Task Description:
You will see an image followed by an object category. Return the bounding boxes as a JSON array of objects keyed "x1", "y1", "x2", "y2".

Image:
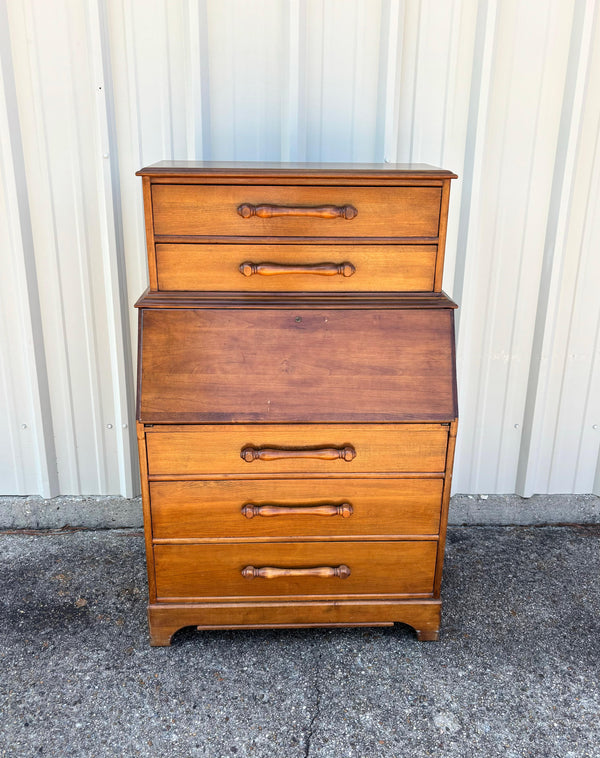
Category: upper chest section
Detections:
[{"x1": 137, "y1": 161, "x2": 456, "y2": 294}]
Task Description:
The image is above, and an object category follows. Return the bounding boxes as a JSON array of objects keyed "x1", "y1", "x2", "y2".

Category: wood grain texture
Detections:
[
  {"x1": 137, "y1": 160, "x2": 457, "y2": 179},
  {"x1": 434, "y1": 419, "x2": 458, "y2": 597},
  {"x1": 151, "y1": 185, "x2": 442, "y2": 238},
  {"x1": 434, "y1": 179, "x2": 452, "y2": 292},
  {"x1": 136, "y1": 290, "x2": 458, "y2": 310},
  {"x1": 153, "y1": 541, "x2": 437, "y2": 600},
  {"x1": 138, "y1": 308, "x2": 457, "y2": 423},
  {"x1": 149, "y1": 478, "x2": 443, "y2": 540},
  {"x1": 136, "y1": 422, "x2": 157, "y2": 602},
  {"x1": 145, "y1": 424, "x2": 449, "y2": 476},
  {"x1": 146, "y1": 599, "x2": 442, "y2": 646},
  {"x1": 155, "y1": 244, "x2": 437, "y2": 292},
  {"x1": 142, "y1": 177, "x2": 159, "y2": 291},
  {"x1": 150, "y1": 179, "x2": 447, "y2": 188}
]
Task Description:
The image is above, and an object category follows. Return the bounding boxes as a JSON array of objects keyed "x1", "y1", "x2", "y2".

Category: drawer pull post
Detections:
[
  {"x1": 237, "y1": 203, "x2": 358, "y2": 220},
  {"x1": 242, "y1": 565, "x2": 351, "y2": 579},
  {"x1": 241, "y1": 445, "x2": 356, "y2": 462},
  {"x1": 241, "y1": 502, "x2": 353, "y2": 519},
  {"x1": 239, "y1": 261, "x2": 355, "y2": 278}
]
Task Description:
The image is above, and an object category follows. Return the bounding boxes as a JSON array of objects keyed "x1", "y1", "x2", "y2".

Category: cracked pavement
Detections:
[{"x1": 1, "y1": 526, "x2": 599, "y2": 757}]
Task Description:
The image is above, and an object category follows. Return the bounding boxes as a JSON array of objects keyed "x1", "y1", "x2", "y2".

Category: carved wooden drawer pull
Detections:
[
  {"x1": 242, "y1": 565, "x2": 351, "y2": 579},
  {"x1": 241, "y1": 502, "x2": 353, "y2": 519},
  {"x1": 237, "y1": 203, "x2": 358, "y2": 220},
  {"x1": 241, "y1": 445, "x2": 356, "y2": 462},
  {"x1": 239, "y1": 261, "x2": 356, "y2": 278}
]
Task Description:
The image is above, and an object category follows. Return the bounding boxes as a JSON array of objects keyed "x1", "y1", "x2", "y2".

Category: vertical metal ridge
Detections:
[
  {"x1": 348, "y1": 0, "x2": 360, "y2": 161},
  {"x1": 121, "y1": 1, "x2": 143, "y2": 165},
  {"x1": 21, "y1": 0, "x2": 82, "y2": 493},
  {"x1": 451, "y1": 0, "x2": 498, "y2": 492},
  {"x1": 579, "y1": 129, "x2": 600, "y2": 495},
  {"x1": 552, "y1": 13, "x2": 600, "y2": 494},
  {"x1": 184, "y1": 0, "x2": 200, "y2": 159},
  {"x1": 110, "y1": 0, "x2": 152, "y2": 386},
  {"x1": 88, "y1": 0, "x2": 137, "y2": 497},
  {"x1": 317, "y1": 0, "x2": 326, "y2": 161},
  {"x1": 295, "y1": 0, "x2": 308, "y2": 160},
  {"x1": 281, "y1": 0, "x2": 299, "y2": 161},
  {"x1": 571, "y1": 149, "x2": 600, "y2": 490},
  {"x1": 408, "y1": 0, "x2": 423, "y2": 162},
  {"x1": 451, "y1": 0, "x2": 497, "y2": 315},
  {"x1": 197, "y1": 0, "x2": 211, "y2": 159},
  {"x1": 160, "y1": 1, "x2": 174, "y2": 159},
  {"x1": 438, "y1": 0, "x2": 456, "y2": 166},
  {"x1": 493, "y1": 0, "x2": 561, "y2": 493},
  {"x1": 434, "y1": 0, "x2": 479, "y2": 301},
  {"x1": 377, "y1": 0, "x2": 401, "y2": 162},
  {"x1": 65, "y1": 3, "x2": 107, "y2": 494},
  {"x1": 394, "y1": 0, "x2": 418, "y2": 161}
]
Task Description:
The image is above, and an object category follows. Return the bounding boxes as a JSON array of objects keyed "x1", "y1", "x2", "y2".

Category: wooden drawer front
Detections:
[
  {"x1": 145, "y1": 424, "x2": 448, "y2": 476},
  {"x1": 155, "y1": 244, "x2": 437, "y2": 292},
  {"x1": 139, "y1": 308, "x2": 456, "y2": 423},
  {"x1": 150, "y1": 479, "x2": 443, "y2": 540},
  {"x1": 151, "y1": 185, "x2": 441, "y2": 238},
  {"x1": 154, "y1": 541, "x2": 437, "y2": 600}
]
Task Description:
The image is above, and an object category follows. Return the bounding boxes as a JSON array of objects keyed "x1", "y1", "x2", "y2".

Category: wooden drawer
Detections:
[
  {"x1": 145, "y1": 424, "x2": 449, "y2": 476},
  {"x1": 155, "y1": 243, "x2": 438, "y2": 292},
  {"x1": 150, "y1": 478, "x2": 443, "y2": 540},
  {"x1": 153, "y1": 541, "x2": 438, "y2": 600},
  {"x1": 151, "y1": 185, "x2": 442, "y2": 238},
  {"x1": 138, "y1": 307, "x2": 457, "y2": 423}
]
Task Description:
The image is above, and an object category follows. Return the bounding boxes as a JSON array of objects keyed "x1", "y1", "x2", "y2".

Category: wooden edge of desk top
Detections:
[
  {"x1": 133, "y1": 290, "x2": 459, "y2": 310},
  {"x1": 136, "y1": 161, "x2": 458, "y2": 180}
]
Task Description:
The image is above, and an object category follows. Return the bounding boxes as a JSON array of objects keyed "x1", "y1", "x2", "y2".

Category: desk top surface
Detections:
[{"x1": 137, "y1": 160, "x2": 457, "y2": 179}]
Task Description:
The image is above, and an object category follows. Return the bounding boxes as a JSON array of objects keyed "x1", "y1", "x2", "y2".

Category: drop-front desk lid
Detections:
[{"x1": 136, "y1": 292, "x2": 457, "y2": 424}]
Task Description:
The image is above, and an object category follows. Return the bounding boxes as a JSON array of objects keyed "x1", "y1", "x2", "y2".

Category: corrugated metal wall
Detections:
[{"x1": 1, "y1": 0, "x2": 599, "y2": 498}]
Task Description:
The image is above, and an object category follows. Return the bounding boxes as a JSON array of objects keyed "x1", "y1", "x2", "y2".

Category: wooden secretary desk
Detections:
[{"x1": 134, "y1": 161, "x2": 458, "y2": 646}]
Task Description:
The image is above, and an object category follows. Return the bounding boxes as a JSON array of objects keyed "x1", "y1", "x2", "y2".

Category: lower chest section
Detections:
[{"x1": 140, "y1": 422, "x2": 452, "y2": 602}]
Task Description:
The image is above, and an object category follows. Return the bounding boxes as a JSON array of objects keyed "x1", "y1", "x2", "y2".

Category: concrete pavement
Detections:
[{"x1": 1, "y1": 525, "x2": 598, "y2": 757}]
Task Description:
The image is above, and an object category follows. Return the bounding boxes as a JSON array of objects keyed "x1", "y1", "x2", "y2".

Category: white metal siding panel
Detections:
[
  {"x1": 453, "y1": 0, "x2": 576, "y2": 493},
  {"x1": 3, "y1": 0, "x2": 135, "y2": 495},
  {"x1": 0, "y1": 0, "x2": 57, "y2": 496},
  {"x1": 1, "y1": 0, "x2": 599, "y2": 496}
]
